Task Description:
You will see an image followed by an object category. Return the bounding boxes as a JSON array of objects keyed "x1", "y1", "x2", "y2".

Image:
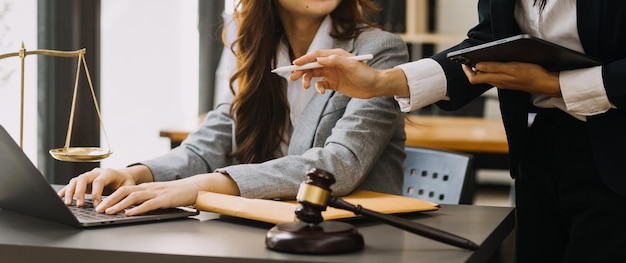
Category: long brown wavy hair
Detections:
[
  {"x1": 534, "y1": 0, "x2": 547, "y2": 12},
  {"x1": 226, "y1": 0, "x2": 380, "y2": 164}
]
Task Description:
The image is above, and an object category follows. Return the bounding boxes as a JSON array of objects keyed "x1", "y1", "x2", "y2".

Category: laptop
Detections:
[
  {"x1": 0, "y1": 124, "x2": 198, "y2": 228},
  {"x1": 447, "y1": 34, "x2": 602, "y2": 71}
]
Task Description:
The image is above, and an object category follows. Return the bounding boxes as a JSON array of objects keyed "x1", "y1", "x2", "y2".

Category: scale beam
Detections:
[{"x1": 0, "y1": 43, "x2": 112, "y2": 162}]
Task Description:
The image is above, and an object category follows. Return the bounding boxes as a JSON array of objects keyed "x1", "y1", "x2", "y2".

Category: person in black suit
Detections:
[{"x1": 289, "y1": 0, "x2": 626, "y2": 262}]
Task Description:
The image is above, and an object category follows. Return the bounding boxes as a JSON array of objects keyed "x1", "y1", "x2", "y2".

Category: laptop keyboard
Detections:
[{"x1": 68, "y1": 200, "x2": 127, "y2": 221}]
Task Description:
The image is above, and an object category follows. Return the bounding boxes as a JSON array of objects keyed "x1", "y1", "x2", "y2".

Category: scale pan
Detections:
[{"x1": 49, "y1": 147, "x2": 112, "y2": 162}]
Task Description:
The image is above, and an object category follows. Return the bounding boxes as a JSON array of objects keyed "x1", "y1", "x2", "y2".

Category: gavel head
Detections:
[{"x1": 294, "y1": 168, "x2": 336, "y2": 225}]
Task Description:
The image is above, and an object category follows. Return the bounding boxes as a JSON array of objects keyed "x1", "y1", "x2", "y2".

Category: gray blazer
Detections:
[{"x1": 142, "y1": 27, "x2": 409, "y2": 199}]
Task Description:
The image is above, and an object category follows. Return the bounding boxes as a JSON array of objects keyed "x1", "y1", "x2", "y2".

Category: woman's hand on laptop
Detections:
[
  {"x1": 59, "y1": 171, "x2": 239, "y2": 216},
  {"x1": 93, "y1": 179, "x2": 200, "y2": 216},
  {"x1": 83, "y1": 172, "x2": 239, "y2": 216},
  {"x1": 58, "y1": 165, "x2": 153, "y2": 208}
]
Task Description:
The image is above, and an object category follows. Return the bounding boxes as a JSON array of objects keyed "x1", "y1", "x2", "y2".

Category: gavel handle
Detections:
[{"x1": 328, "y1": 196, "x2": 480, "y2": 250}]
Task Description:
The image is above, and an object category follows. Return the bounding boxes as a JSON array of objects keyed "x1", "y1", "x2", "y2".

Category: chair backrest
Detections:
[{"x1": 402, "y1": 146, "x2": 475, "y2": 204}]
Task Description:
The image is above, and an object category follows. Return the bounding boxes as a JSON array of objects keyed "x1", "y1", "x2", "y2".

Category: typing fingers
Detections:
[
  {"x1": 89, "y1": 168, "x2": 120, "y2": 207},
  {"x1": 59, "y1": 179, "x2": 77, "y2": 206},
  {"x1": 59, "y1": 169, "x2": 100, "y2": 207},
  {"x1": 96, "y1": 184, "x2": 168, "y2": 216},
  {"x1": 95, "y1": 184, "x2": 137, "y2": 214},
  {"x1": 72, "y1": 176, "x2": 91, "y2": 207}
]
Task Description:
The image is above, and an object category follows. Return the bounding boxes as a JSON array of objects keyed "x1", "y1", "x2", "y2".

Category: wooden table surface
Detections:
[{"x1": 404, "y1": 115, "x2": 508, "y2": 154}]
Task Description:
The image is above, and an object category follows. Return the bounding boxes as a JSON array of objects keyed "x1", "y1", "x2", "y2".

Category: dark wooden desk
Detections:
[
  {"x1": 0, "y1": 189, "x2": 515, "y2": 263},
  {"x1": 159, "y1": 115, "x2": 510, "y2": 170}
]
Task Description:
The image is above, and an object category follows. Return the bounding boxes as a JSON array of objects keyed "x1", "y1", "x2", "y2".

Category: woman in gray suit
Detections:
[{"x1": 58, "y1": 0, "x2": 409, "y2": 216}]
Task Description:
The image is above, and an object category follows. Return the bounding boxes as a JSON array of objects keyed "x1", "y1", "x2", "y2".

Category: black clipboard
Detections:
[{"x1": 446, "y1": 34, "x2": 601, "y2": 71}]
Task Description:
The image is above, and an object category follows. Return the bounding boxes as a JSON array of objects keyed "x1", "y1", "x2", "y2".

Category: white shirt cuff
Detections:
[
  {"x1": 394, "y1": 58, "x2": 448, "y2": 112},
  {"x1": 560, "y1": 66, "x2": 614, "y2": 116}
]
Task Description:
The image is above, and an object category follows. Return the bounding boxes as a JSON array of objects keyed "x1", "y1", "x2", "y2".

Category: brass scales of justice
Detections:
[{"x1": 0, "y1": 43, "x2": 112, "y2": 162}]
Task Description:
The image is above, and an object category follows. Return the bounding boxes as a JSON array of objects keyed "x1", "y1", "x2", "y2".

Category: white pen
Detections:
[{"x1": 271, "y1": 54, "x2": 373, "y2": 73}]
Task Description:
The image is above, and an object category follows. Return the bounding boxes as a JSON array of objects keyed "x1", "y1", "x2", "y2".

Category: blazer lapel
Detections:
[
  {"x1": 288, "y1": 90, "x2": 333, "y2": 155},
  {"x1": 489, "y1": 0, "x2": 529, "y2": 178},
  {"x1": 287, "y1": 38, "x2": 355, "y2": 155},
  {"x1": 576, "y1": 0, "x2": 602, "y2": 57},
  {"x1": 490, "y1": 0, "x2": 520, "y2": 38}
]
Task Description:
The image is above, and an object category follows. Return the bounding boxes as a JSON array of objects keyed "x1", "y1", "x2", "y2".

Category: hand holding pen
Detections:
[{"x1": 271, "y1": 54, "x2": 373, "y2": 73}]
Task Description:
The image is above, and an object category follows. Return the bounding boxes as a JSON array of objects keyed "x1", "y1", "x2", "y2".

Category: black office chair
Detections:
[{"x1": 402, "y1": 146, "x2": 475, "y2": 204}]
